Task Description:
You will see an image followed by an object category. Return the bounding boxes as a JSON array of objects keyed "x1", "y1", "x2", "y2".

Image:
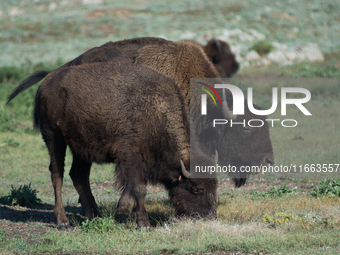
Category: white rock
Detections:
[
  {"x1": 294, "y1": 43, "x2": 324, "y2": 62},
  {"x1": 49, "y1": 2, "x2": 57, "y2": 11},
  {"x1": 241, "y1": 61, "x2": 250, "y2": 68},
  {"x1": 265, "y1": 6, "x2": 272, "y2": 12},
  {"x1": 249, "y1": 29, "x2": 266, "y2": 40},
  {"x1": 229, "y1": 44, "x2": 248, "y2": 62},
  {"x1": 272, "y1": 42, "x2": 288, "y2": 51},
  {"x1": 267, "y1": 51, "x2": 288, "y2": 64},
  {"x1": 179, "y1": 31, "x2": 196, "y2": 40},
  {"x1": 285, "y1": 50, "x2": 297, "y2": 61},
  {"x1": 246, "y1": 50, "x2": 261, "y2": 61},
  {"x1": 9, "y1": 7, "x2": 24, "y2": 16},
  {"x1": 230, "y1": 44, "x2": 248, "y2": 54},
  {"x1": 235, "y1": 15, "x2": 242, "y2": 21},
  {"x1": 256, "y1": 58, "x2": 271, "y2": 67},
  {"x1": 292, "y1": 27, "x2": 299, "y2": 33},
  {"x1": 82, "y1": 0, "x2": 102, "y2": 4}
]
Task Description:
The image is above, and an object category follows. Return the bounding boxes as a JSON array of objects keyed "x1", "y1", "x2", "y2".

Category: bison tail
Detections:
[{"x1": 6, "y1": 70, "x2": 50, "y2": 104}]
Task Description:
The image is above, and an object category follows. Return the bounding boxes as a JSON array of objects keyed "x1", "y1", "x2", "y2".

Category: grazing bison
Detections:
[
  {"x1": 7, "y1": 37, "x2": 273, "y2": 188},
  {"x1": 191, "y1": 83, "x2": 274, "y2": 187},
  {"x1": 203, "y1": 39, "x2": 239, "y2": 78},
  {"x1": 31, "y1": 62, "x2": 217, "y2": 229}
]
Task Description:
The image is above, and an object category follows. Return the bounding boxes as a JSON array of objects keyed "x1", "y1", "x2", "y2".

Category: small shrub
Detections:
[
  {"x1": 4, "y1": 183, "x2": 42, "y2": 207},
  {"x1": 310, "y1": 179, "x2": 340, "y2": 198},
  {"x1": 251, "y1": 40, "x2": 273, "y2": 56},
  {"x1": 251, "y1": 184, "x2": 297, "y2": 199},
  {"x1": 81, "y1": 217, "x2": 121, "y2": 233}
]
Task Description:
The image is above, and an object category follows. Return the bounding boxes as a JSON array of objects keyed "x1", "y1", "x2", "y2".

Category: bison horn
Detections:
[
  {"x1": 214, "y1": 39, "x2": 222, "y2": 53},
  {"x1": 180, "y1": 159, "x2": 191, "y2": 179},
  {"x1": 221, "y1": 88, "x2": 236, "y2": 120},
  {"x1": 214, "y1": 150, "x2": 218, "y2": 165}
]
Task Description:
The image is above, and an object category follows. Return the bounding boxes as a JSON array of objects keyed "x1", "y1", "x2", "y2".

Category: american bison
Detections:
[
  {"x1": 191, "y1": 82, "x2": 274, "y2": 187},
  {"x1": 8, "y1": 37, "x2": 273, "y2": 189},
  {"x1": 30, "y1": 62, "x2": 218, "y2": 229},
  {"x1": 7, "y1": 37, "x2": 219, "y2": 106},
  {"x1": 203, "y1": 39, "x2": 239, "y2": 78}
]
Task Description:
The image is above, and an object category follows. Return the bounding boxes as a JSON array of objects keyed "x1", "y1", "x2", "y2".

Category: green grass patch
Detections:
[
  {"x1": 311, "y1": 179, "x2": 340, "y2": 198},
  {"x1": 0, "y1": 228, "x2": 8, "y2": 243},
  {"x1": 251, "y1": 184, "x2": 297, "y2": 199},
  {"x1": 0, "y1": 1, "x2": 339, "y2": 253},
  {"x1": 81, "y1": 217, "x2": 125, "y2": 233}
]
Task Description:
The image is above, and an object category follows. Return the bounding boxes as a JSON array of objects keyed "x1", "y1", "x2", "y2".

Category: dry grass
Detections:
[{"x1": 218, "y1": 195, "x2": 340, "y2": 223}]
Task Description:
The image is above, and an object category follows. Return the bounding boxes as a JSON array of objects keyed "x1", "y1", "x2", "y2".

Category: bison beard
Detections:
[{"x1": 32, "y1": 62, "x2": 217, "y2": 229}]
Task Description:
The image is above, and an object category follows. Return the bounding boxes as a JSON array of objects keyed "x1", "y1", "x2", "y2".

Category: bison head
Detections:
[
  {"x1": 168, "y1": 150, "x2": 218, "y2": 218},
  {"x1": 204, "y1": 39, "x2": 239, "y2": 78},
  {"x1": 195, "y1": 87, "x2": 274, "y2": 187}
]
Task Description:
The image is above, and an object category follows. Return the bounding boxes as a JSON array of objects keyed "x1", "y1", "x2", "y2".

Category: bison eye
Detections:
[
  {"x1": 211, "y1": 56, "x2": 220, "y2": 63},
  {"x1": 240, "y1": 127, "x2": 251, "y2": 134},
  {"x1": 190, "y1": 187, "x2": 203, "y2": 195}
]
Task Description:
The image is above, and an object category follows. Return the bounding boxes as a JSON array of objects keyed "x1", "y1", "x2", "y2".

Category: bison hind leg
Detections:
[
  {"x1": 69, "y1": 156, "x2": 100, "y2": 219},
  {"x1": 42, "y1": 130, "x2": 69, "y2": 229}
]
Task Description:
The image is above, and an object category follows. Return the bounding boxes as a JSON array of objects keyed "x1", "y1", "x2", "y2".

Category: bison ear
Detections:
[{"x1": 214, "y1": 39, "x2": 222, "y2": 53}]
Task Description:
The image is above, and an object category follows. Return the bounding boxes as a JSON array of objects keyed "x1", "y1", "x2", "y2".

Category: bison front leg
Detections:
[
  {"x1": 119, "y1": 158, "x2": 150, "y2": 230},
  {"x1": 131, "y1": 185, "x2": 150, "y2": 230},
  {"x1": 117, "y1": 187, "x2": 132, "y2": 213},
  {"x1": 69, "y1": 156, "x2": 99, "y2": 219}
]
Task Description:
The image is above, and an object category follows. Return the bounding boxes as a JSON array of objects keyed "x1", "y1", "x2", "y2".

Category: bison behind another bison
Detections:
[{"x1": 203, "y1": 39, "x2": 239, "y2": 78}]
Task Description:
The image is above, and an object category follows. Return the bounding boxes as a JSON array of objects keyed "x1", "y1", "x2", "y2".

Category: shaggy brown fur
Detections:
[
  {"x1": 33, "y1": 62, "x2": 217, "y2": 229},
  {"x1": 8, "y1": 37, "x2": 219, "y2": 106},
  {"x1": 8, "y1": 37, "x2": 273, "y2": 189}
]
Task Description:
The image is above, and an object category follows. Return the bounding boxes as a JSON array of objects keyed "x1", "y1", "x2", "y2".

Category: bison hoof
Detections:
[
  {"x1": 137, "y1": 226, "x2": 151, "y2": 232},
  {"x1": 56, "y1": 223, "x2": 70, "y2": 230}
]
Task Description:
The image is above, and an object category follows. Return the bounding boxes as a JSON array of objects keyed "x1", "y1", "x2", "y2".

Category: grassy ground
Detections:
[{"x1": 1, "y1": 0, "x2": 340, "y2": 254}]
